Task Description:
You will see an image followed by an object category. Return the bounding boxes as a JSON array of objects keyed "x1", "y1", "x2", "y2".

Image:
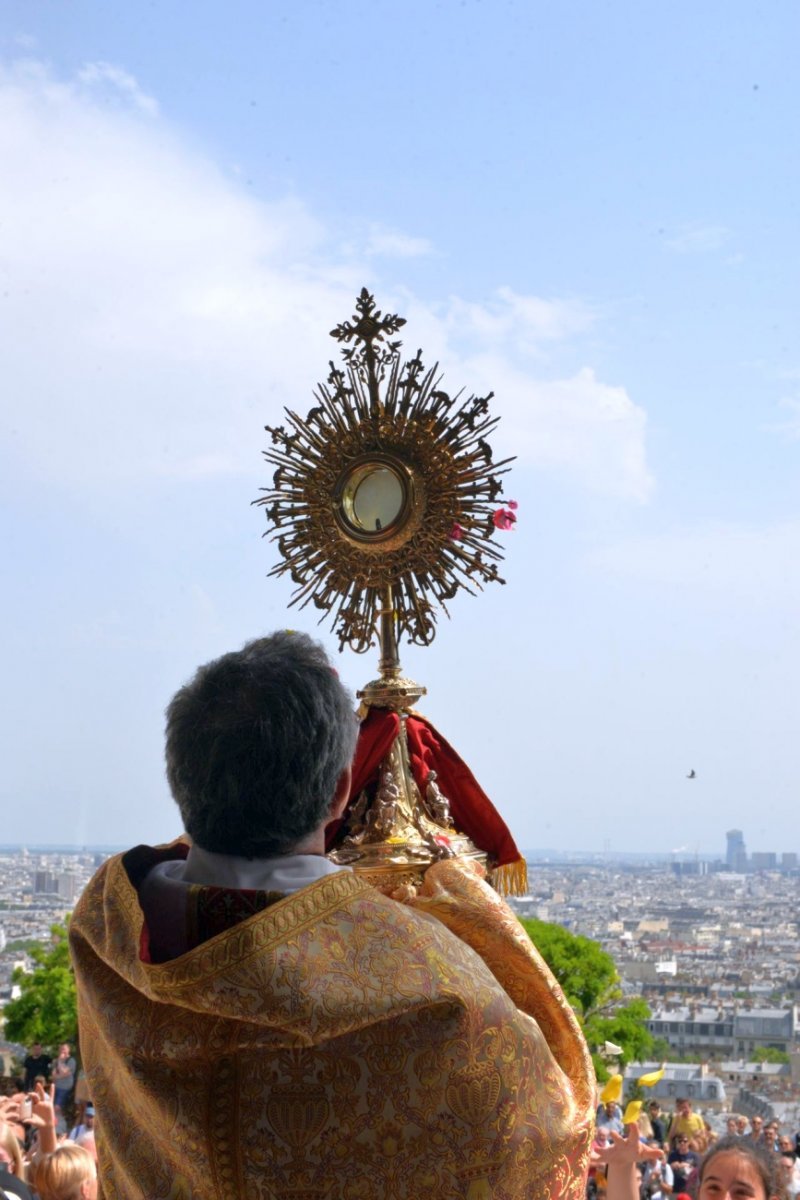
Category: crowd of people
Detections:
[
  {"x1": 589, "y1": 1096, "x2": 800, "y2": 1199},
  {"x1": 0, "y1": 1046, "x2": 96, "y2": 1200},
  {"x1": 3, "y1": 1057, "x2": 800, "y2": 1198}
]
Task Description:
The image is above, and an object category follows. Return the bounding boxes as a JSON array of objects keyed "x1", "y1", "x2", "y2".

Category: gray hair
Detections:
[{"x1": 165, "y1": 632, "x2": 358, "y2": 856}]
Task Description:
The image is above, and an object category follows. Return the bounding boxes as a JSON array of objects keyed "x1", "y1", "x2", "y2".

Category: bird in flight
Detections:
[{"x1": 686, "y1": 769, "x2": 696, "y2": 779}]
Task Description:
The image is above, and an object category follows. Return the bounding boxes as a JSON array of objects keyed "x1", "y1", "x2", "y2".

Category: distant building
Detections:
[
  {"x1": 648, "y1": 1006, "x2": 735, "y2": 1056},
  {"x1": 655, "y1": 960, "x2": 678, "y2": 976},
  {"x1": 750, "y1": 852, "x2": 777, "y2": 871},
  {"x1": 726, "y1": 829, "x2": 747, "y2": 872},
  {"x1": 33, "y1": 870, "x2": 57, "y2": 895},
  {"x1": 734, "y1": 1008, "x2": 797, "y2": 1056},
  {"x1": 56, "y1": 873, "x2": 80, "y2": 903},
  {"x1": 719, "y1": 1059, "x2": 790, "y2": 1093},
  {"x1": 781, "y1": 852, "x2": 798, "y2": 870},
  {"x1": 647, "y1": 1005, "x2": 798, "y2": 1058},
  {"x1": 671, "y1": 860, "x2": 709, "y2": 877}
]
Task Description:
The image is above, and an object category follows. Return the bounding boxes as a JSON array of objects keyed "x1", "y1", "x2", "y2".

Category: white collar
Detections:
[{"x1": 148, "y1": 845, "x2": 348, "y2": 894}]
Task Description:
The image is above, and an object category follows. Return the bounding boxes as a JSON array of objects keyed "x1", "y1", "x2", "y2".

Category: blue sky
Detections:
[{"x1": 1, "y1": 1, "x2": 799, "y2": 855}]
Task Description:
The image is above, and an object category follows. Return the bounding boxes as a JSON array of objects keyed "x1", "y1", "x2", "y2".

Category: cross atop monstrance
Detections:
[{"x1": 255, "y1": 288, "x2": 526, "y2": 894}]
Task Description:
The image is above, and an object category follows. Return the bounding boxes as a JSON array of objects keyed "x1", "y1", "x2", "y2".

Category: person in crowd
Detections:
[
  {"x1": 0, "y1": 1083, "x2": 58, "y2": 1200},
  {"x1": 779, "y1": 1134, "x2": 797, "y2": 1160},
  {"x1": 604, "y1": 1130, "x2": 785, "y2": 1200},
  {"x1": 67, "y1": 1107, "x2": 94, "y2": 1144},
  {"x1": 22, "y1": 1044, "x2": 51, "y2": 1092},
  {"x1": 587, "y1": 1126, "x2": 612, "y2": 1195},
  {"x1": 30, "y1": 1144, "x2": 97, "y2": 1200},
  {"x1": 668, "y1": 1134, "x2": 701, "y2": 1194},
  {"x1": 72, "y1": 1070, "x2": 91, "y2": 1130},
  {"x1": 0, "y1": 1120, "x2": 33, "y2": 1200},
  {"x1": 51, "y1": 1046, "x2": 76, "y2": 1112},
  {"x1": 726, "y1": 1116, "x2": 740, "y2": 1137},
  {"x1": 590, "y1": 1123, "x2": 663, "y2": 1200},
  {"x1": 636, "y1": 1109, "x2": 655, "y2": 1143},
  {"x1": 0, "y1": 1100, "x2": 24, "y2": 1153},
  {"x1": 597, "y1": 1101, "x2": 626, "y2": 1137},
  {"x1": 696, "y1": 1118, "x2": 716, "y2": 1155},
  {"x1": 781, "y1": 1151, "x2": 800, "y2": 1199},
  {"x1": 649, "y1": 1100, "x2": 667, "y2": 1147},
  {"x1": 641, "y1": 1154, "x2": 674, "y2": 1198},
  {"x1": 666, "y1": 1097, "x2": 706, "y2": 1147},
  {"x1": 736, "y1": 1115, "x2": 749, "y2": 1136},
  {"x1": 74, "y1": 1130, "x2": 97, "y2": 1164},
  {"x1": 749, "y1": 1115, "x2": 766, "y2": 1143},
  {"x1": 763, "y1": 1121, "x2": 780, "y2": 1153},
  {"x1": 70, "y1": 631, "x2": 596, "y2": 1199},
  {"x1": 693, "y1": 1137, "x2": 785, "y2": 1200}
]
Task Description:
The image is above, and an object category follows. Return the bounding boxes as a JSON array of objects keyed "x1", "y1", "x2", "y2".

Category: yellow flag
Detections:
[
  {"x1": 599, "y1": 1074, "x2": 622, "y2": 1104},
  {"x1": 638, "y1": 1065, "x2": 665, "y2": 1088},
  {"x1": 623, "y1": 1100, "x2": 642, "y2": 1125}
]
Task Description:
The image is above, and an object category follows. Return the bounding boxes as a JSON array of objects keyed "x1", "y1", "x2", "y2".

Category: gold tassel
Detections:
[{"x1": 490, "y1": 858, "x2": 528, "y2": 897}]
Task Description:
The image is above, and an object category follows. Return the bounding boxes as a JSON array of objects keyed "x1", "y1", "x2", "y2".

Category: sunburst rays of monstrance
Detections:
[{"x1": 255, "y1": 289, "x2": 527, "y2": 895}]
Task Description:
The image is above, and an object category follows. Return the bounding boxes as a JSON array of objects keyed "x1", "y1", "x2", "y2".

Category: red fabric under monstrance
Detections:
[{"x1": 326, "y1": 707, "x2": 525, "y2": 889}]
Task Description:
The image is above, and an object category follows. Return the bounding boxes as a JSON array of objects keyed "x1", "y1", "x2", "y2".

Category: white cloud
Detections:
[
  {"x1": 77, "y1": 60, "x2": 159, "y2": 115},
  {"x1": 588, "y1": 519, "x2": 800, "y2": 606},
  {"x1": 397, "y1": 293, "x2": 651, "y2": 501},
  {"x1": 365, "y1": 225, "x2": 433, "y2": 258},
  {"x1": 443, "y1": 285, "x2": 595, "y2": 353},
  {"x1": 0, "y1": 59, "x2": 650, "y2": 505},
  {"x1": 460, "y1": 359, "x2": 652, "y2": 501},
  {"x1": 665, "y1": 223, "x2": 731, "y2": 254},
  {"x1": 765, "y1": 395, "x2": 800, "y2": 440}
]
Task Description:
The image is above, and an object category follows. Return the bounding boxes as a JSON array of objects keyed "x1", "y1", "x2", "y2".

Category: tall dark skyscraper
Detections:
[{"x1": 726, "y1": 828, "x2": 747, "y2": 871}]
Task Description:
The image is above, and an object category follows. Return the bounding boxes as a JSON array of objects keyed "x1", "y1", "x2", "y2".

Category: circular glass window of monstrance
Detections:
[
  {"x1": 352, "y1": 467, "x2": 404, "y2": 532},
  {"x1": 336, "y1": 458, "x2": 414, "y2": 542}
]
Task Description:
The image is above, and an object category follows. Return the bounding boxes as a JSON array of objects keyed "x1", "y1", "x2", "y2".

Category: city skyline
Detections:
[{"x1": 2, "y1": 829, "x2": 799, "y2": 865}]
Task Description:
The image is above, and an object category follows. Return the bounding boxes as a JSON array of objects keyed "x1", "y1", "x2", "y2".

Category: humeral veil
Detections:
[{"x1": 71, "y1": 849, "x2": 595, "y2": 1199}]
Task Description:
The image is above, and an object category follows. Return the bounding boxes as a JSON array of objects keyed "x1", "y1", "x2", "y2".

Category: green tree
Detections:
[
  {"x1": 586, "y1": 996, "x2": 655, "y2": 1067},
  {"x1": 519, "y1": 916, "x2": 654, "y2": 1080},
  {"x1": 4, "y1": 938, "x2": 45, "y2": 955},
  {"x1": 650, "y1": 1036, "x2": 672, "y2": 1061},
  {"x1": 752, "y1": 1047, "x2": 789, "y2": 1064},
  {"x1": 2, "y1": 923, "x2": 77, "y2": 1049},
  {"x1": 518, "y1": 918, "x2": 619, "y2": 1016}
]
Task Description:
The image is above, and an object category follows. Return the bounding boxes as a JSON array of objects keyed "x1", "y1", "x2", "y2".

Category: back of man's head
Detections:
[{"x1": 165, "y1": 631, "x2": 357, "y2": 857}]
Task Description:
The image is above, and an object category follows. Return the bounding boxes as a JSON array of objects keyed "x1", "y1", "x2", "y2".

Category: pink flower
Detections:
[
  {"x1": 449, "y1": 522, "x2": 465, "y2": 541},
  {"x1": 492, "y1": 507, "x2": 517, "y2": 531},
  {"x1": 507, "y1": 499, "x2": 518, "y2": 510}
]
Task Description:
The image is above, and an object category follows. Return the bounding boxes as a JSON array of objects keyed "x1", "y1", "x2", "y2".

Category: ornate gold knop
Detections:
[{"x1": 254, "y1": 288, "x2": 514, "y2": 653}]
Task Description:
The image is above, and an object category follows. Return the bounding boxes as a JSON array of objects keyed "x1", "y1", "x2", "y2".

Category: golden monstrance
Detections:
[{"x1": 255, "y1": 289, "x2": 526, "y2": 895}]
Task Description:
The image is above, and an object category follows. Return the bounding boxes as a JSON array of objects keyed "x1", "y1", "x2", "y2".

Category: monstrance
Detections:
[{"x1": 255, "y1": 288, "x2": 526, "y2": 894}]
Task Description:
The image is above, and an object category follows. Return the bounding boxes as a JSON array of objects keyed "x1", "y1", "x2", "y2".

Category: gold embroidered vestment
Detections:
[{"x1": 70, "y1": 853, "x2": 594, "y2": 1199}]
